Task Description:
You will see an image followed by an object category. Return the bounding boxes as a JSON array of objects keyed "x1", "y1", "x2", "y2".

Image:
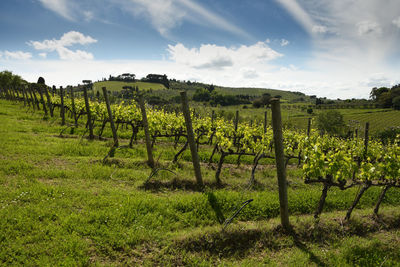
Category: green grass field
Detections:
[
  {"x1": 93, "y1": 81, "x2": 166, "y2": 93},
  {"x1": 1, "y1": 99, "x2": 400, "y2": 265}
]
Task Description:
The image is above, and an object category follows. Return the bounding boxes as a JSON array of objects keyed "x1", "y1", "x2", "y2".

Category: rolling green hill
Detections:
[
  {"x1": 169, "y1": 81, "x2": 312, "y2": 103},
  {"x1": 93, "y1": 81, "x2": 166, "y2": 92}
]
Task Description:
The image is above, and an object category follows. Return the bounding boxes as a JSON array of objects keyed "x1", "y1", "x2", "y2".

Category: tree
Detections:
[
  {"x1": 207, "y1": 84, "x2": 215, "y2": 93},
  {"x1": 0, "y1": 71, "x2": 26, "y2": 88},
  {"x1": 261, "y1": 93, "x2": 271, "y2": 106},
  {"x1": 193, "y1": 88, "x2": 211, "y2": 102},
  {"x1": 392, "y1": 96, "x2": 400, "y2": 110},
  {"x1": 316, "y1": 110, "x2": 347, "y2": 136}
]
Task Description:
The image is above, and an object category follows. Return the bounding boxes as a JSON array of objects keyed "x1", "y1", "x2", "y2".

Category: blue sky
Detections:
[{"x1": 1, "y1": 0, "x2": 400, "y2": 98}]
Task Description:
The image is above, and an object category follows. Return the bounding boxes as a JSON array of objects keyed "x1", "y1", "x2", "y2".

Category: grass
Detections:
[{"x1": 1, "y1": 99, "x2": 400, "y2": 265}]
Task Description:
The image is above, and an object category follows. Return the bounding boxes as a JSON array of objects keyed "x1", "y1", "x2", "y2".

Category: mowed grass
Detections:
[
  {"x1": 1, "y1": 99, "x2": 400, "y2": 265},
  {"x1": 93, "y1": 81, "x2": 166, "y2": 93}
]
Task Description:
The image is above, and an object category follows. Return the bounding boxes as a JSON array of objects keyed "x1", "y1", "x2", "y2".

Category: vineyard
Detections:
[{"x1": 1, "y1": 83, "x2": 400, "y2": 265}]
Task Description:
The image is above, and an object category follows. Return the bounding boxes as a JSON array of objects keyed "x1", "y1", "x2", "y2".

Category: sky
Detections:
[{"x1": 1, "y1": 0, "x2": 400, "y2": 99}]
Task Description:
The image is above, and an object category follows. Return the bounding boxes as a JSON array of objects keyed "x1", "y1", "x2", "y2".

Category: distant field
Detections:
[
  {"x1": 93, "y1": 81, "x2": 166, "y2": 92},
  {"x1": 343, "y1": 109, "x2": 400, "y2": 134},
  {"x1": 191, "y1": 105, "x2": 400, "y2": 135}
]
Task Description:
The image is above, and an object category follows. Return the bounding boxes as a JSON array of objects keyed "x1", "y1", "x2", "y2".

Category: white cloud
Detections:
[
  {"x1": 357, "y1": 21, "x2": 382, "y2": 36},
  {"x1": 29, "y1": 31, "x2": 97, "y2": 60},
  {"x1": 0, "y1": 50, "x2": 32, "y2": 60},
  {"x1": 167, "y1": 41, "x2": 282, "y2": 69},
  {"x1": 393, "y1": 17, "x2": 400, "y2": 28},
  {"x1": 241, "y1": 68, "x2": 259, "y2": 79},
  {"x1": 57, "y1": 47, "x2": 94, "y2": 60},
  {"x1": 39, "y1": 53, "x2": 47, "y2": 58},
  {"x1": 280, "y1": 39, "x2": 289, "y2": 46},
  {"x1": 312, "y1": 25, "x2": 327, "y2": 34},
  {"x1": 39, "y1": 0, "x2": 73, "y2": 20}
]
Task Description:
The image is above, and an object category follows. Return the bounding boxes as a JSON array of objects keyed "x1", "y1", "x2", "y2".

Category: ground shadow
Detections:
[{"x1": 139, "y1": 178, "x2": 226, "y2": 192}]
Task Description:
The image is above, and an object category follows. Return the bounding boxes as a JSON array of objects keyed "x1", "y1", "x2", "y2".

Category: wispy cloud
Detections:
[
  {"x1": 177, "y1": 0, "x2": 251, "y2": 38},
  {"x1": 39, "y1": 0, "x2": 74, "y2": 20},
  {"x1": 0, "y1": 50, "x2": 32, "y2": 60},
  {"x1": 275, "y1": 0, "x2": 315, "y2": 35},
  {"x1": 392, "y1": 17, "x2": 400, "y2": 28},
  {"x1": 312, "y1": 25, "x2": 327, "y2": 34},
  {"x1": 38, "y1": 0, "x2": 250, "y2": 38},
  {"x1": 28, "y1": 31, "x2": 97, "y2": 60},
  {"x1": 275, "y1": 0, "x2": 400, "y2": 95},
  {"x1": 280, "y1": 39, "x2": 289, "y2": 46},
  {"x1": 357, "y1": 21, "x2": 382, "y2": 36}
]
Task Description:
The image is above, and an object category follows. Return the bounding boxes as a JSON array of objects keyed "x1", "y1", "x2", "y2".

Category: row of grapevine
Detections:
[{"x1": 1, "y1": 84, "x2": 399, "y2": 222}]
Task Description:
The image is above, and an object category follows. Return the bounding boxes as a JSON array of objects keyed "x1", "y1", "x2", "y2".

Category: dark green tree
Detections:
[{"x1": 316, "y1": 110, "x2": 347, "y2": 136}]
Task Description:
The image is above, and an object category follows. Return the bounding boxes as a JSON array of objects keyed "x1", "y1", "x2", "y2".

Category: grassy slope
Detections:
[
  {"x1": 93, "y1": 81, "x2": 166, "y2": 92},
  {"x1": 1, "y1": 100, "x2": 400, "y2": 265},
  {"x1": 169, "y1": 81, "x2": 311, "y2": 102}
]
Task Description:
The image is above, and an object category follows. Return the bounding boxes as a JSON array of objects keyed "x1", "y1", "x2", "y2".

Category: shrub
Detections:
[{"x1": 316, "y1": 110, "x2": 347, "y2": 136}]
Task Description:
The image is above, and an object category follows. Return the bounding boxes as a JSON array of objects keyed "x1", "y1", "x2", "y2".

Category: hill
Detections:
[
  {"x1": 94, "y1": 80, "x2": 313, "y2": 103},
  {"x1": 93, "y1": 81, "x2": 166, "y2": 93}
]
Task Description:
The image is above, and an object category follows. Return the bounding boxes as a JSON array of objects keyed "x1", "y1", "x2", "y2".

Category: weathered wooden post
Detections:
[
  {"x1": 102, "y1": 87, "x2": 119, "y2": 148},
  {"x1": 60, "y1": 86, "x2": 66, "y2": 126},
  {"x1": 264, "y1": 111, "x2": 268, "y2": 134},
  {"x1": 38, "y1": 85, "x2": 48, "y2": 115},
  {"x1": 21, "y1": 87, "x2": 27, "y2": 106},
  {"x1": 83, "y1": 84, "x2": 94, "y2": 140},
  {"x1": 44, "y1": 86, "x2": 53, "y2": 117},
  {"x1": 138, "y1": 94, "x2": 155, "y2": 169},
  {"x1": 180, "y1": 91, "x2": 204, "y2": 188},
  {"x1": 28, "y1": 86, "x2": 38, "y2": 110},
  {"x1": 363, "y1": 122, "x2": 369, "y2": 158},
  {"x1": 233, "y1": 110, "x2": 239, "y2": 145},
  {"x1": 271, "y1": 98, "x2": 291, "y2": 232},
  {"x1": 307, "y1": 118, "x2": 312, "y2": 137},
  {"x1": 69, "y1": 86, "x2": 78, "y2": 126}
]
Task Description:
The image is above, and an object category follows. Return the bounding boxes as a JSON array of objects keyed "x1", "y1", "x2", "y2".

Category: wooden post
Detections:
[
  {"x1": 38, "y1": 85, "x2": 48, "y2": 115},
  {"x1": 28, "y1": 86, "x2": 37, "y2": 110},
  {"x1": 69, "y1": 86, "x2": 78, "y2": 126},
  {"x1": 180, "y1": 91, "x2": 203, "y2": 188},
  {"x1": 138, "y1": 94, "x2": 155, "y2": 169},
  {"x1": 52, "y1": 85, "x2": 56, "y2": 97},
  {"x1": 234, "y1": 110, "x2": 239, "y2": 132},
  {"x1": 44, "y1": 86, "x2": 53, "y2": 117},
  {"x1": 270, "y1": 98, "x2": 291, "y2": 232},
  {"x1": 264, "y1": 111, "x2": 268, "y2": 134},
  {"x1": 11, "y1": 88, "x2": 16, "y2": 101},
  {"x1": 60, "y1": 86, "x2": 65, "y2": 126},
  {"x1": 15, "y1": 88, "x2": 20, "y2": 100},
  {"x1": 307, "y1": 118, "x2": 312, "y2": 137},
  {"x1": 21, "y1": 87, "x2": 27, "y2": 106},
  {"x1": 83, "y1": 86, "x2": 94, "y2": 140},
  {"x1": 102, "y1": 87, "x2": 119, "y2": 147},
  {"x1": 233, "y1": 110, "x2": 239, "y2": 145},
  {"x1": 363, "y1": 122, "x2": 369, "y2": 158}
]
